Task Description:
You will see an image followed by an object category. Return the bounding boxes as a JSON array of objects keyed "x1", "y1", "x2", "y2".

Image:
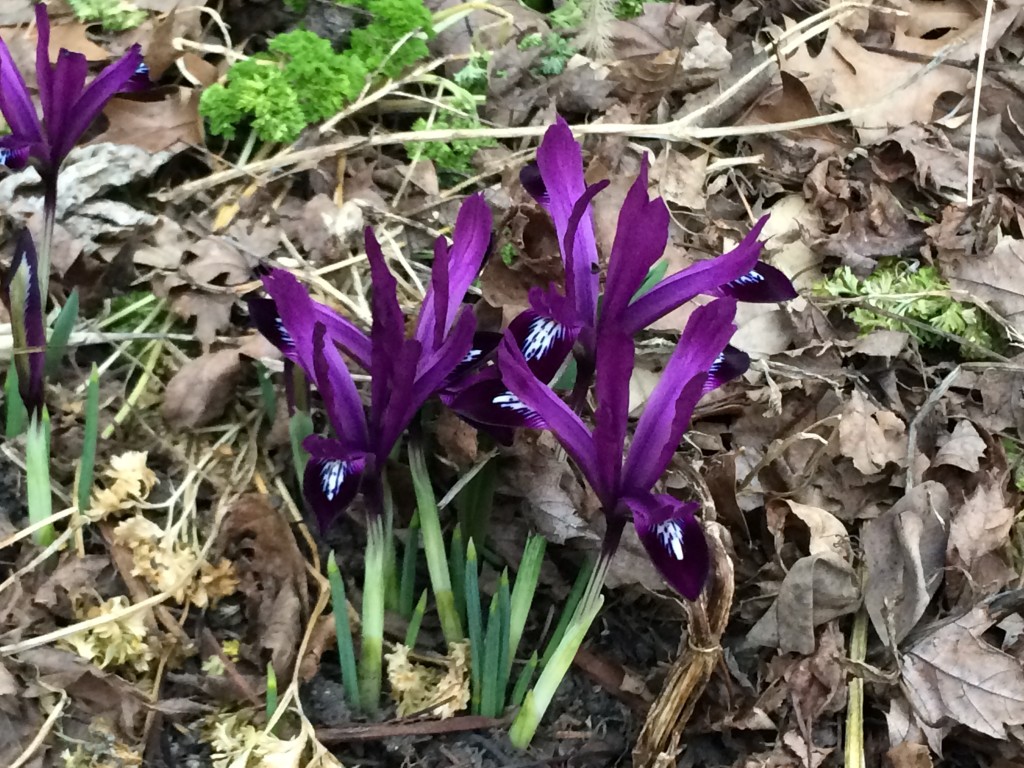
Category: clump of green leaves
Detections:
[
  {"x1": 519, "y1": 33, "x2": 576, "y2": 76},
  {"x1": 410, "y1": 94, "x2": 494, "y2": 175},
  {"x1": 612, "y1": 0, "x2": 671, "y2": 19},
  {"x1": 68, "y1": 0, "x2": 146, "y2": 31},
  {"x1": 409, "y1": 53, "x2": 494, "y2": 175},
  {"x1": 817, "y1": 260, "x2": 998, "y2": 351},
  {"x1": 201, "y1": 0, "x2": 433, "y2": 143}
]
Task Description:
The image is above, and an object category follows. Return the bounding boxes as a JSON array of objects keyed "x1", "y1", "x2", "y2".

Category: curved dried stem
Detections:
[{"x1": 633, "y1": 522, "x2": 735, "y2": 767}]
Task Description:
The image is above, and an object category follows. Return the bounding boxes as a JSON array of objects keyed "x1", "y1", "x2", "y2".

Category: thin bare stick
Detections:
[{"x1": 966, "y1": 0, "x2": 996, "y2": 205}]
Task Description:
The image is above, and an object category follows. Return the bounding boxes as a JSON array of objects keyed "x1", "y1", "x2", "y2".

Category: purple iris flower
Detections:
[
  {"x1": 253, "y1": 195, "x2": 493, "y2": 528},
  {"x1": 498, "y1": 297, "x2": 740, "y2": 599},
  {"x1": 452, "y1": 117, "x2": 795, "y2": 430},
  {"x1": 1, "y1": 231, "x2": 45, "y2": 416},
  {"x1": 0, "y1": 4, "x2": 148, "y2": 177}
]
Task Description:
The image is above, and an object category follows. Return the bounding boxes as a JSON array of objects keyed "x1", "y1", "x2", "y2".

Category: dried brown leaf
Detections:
[
  {"x1": 747, "y1": 554, "x2": 860, "y2": 654},
  {"x1": 161, "y1": 348, "x2": 243, "y2": 430},
  {"x1": 902, "y1": 603, "x2": 1024, "y2": 739},
  {"x1": 839, "y1": 390, "x2": 907, "y2": 475},
  {"x1": 947, "y1": 469, "x2": 1015, "y2": 598},
  {"x1": 95, "y1": 89, "x2": 203, "y2": 154},
  {"x1": 863, "y1": 481, "x2": 950, "y2": 646}
]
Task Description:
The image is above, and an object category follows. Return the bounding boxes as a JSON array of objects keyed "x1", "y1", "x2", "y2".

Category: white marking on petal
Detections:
[
  {"x1": 709, "y1": 352, "x2": 725, "y2": 374},
  {"x1": 0, "y1": 149, "x2": 11, "y2": 166},
  {"x1": 461, "y1": 348, "x2": 482, "y2": 364},
  {"x1": 320, "y1": 460, "x2": 349, "y2": 501},
  {"x1": 522, "y1": 317, "x2": 564, "y2": 361},
  {"x1": 492, "y1": 391, "x2": 534, "y2": 415},
  {"x1": 729, "y1": 269, "x2": 765, "y2": 288},
  {"x1": 656, "y1": 520, "x2": 686, "y2": 561},
  {"x1": 275, "y1": 317, "x2": 294, "y2": 348}
]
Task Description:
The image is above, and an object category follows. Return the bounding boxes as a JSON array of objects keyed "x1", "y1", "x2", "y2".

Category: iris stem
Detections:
[
  {"x1": 449, "y1": 524, "x2": 466, "y2": 627},
  {"x1": 76, "y1": 365, "x2": 99, "y2": 514},
  {"x1": 398, "y1": 512, "x2": 420, "y2": 619},
  {"x1": 26, "y1": 409, "x2": 54, "y2": 547},
  {"x1": 383, "y1": 473, "x2": 400, "y2": 612},
  {"x1": 265, "y1": 662, "x2": 279, "y2": 725},
  {"x1": 359, "y1": 515, "x2": 386, "y2": 713},
  {"x1": 508, "y1": 535, "x2": 546, "y2": 673},
  {"x1": 409, "y1": 438, "x2": 464, "y2": 643},
  {"x1": 44, "y1": 289, "x2": 78, "y2": 377},
  {"x1": 464, "y1": 539, "x2": 483, "y2": 715},
  {"x1": 510, "y1": 651, "x2": 538, "y2": 708},
  {"x1": 38, "y1": 181, "x2": 56, "y2": 302},
  {"x1": 327, "y1": 551, "x2": 360, "y2": 711},
  {"x1": 405, "y1": 589, "x2": 429, "y2": 648},
  {"x1": 510, "y1": 549, "x2": 612, "y2": 748},
  {"x1": 4, "y1": 366, "x2": 26, "y2": 438}
]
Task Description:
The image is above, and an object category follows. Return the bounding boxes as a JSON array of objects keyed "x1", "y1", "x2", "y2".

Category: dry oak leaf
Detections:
[
  {"x1": 839, "y1": 390, "x2": 907, "y2": 475},
  {"x1": 947, "y1": 469, "x2": 1016, "y2": 597},
  {"x1": 941, "y1": 234, "x2": 1024, "y2": 337},
  {"x1": 902, "y1": 603, "x2": 1024, "y2": 739},
  {"x1": 162, "y1": 348, "x2": 243, "y2": 430},
  {"x1": 863, "y1": 481, "x2": 950, "y2": 646},
  {"x1": 95, "y1": 88, "x2": 203, "y2": 154},
  {"x1": 933, "y1": 420, "x2": 987, "y2": 472}
]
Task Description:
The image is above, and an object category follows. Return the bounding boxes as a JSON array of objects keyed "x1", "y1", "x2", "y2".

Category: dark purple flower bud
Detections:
[{"x1": 1, "y1": 231, "x2": 45, "y2": 415}]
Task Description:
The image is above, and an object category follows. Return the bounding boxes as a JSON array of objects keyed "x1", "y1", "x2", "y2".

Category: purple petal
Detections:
[
  {"x1": 301, "y1": 435, "x2": 366, "y2": 531},
  {"x1": 44, "y1": 49, "x2": 88, "y2": 165},
  {"x1": 364, "y1": 227, "x2": 407, "y2": 420},
  {"x1": 55, "y1": 44, "x2": 144, "y2": 164},
  {"x1": 624, "y1": 299, "x2": 737, "y2": 493},
  {"x1": 599, "y1": 157, "x2": 669, "y2": 326},
  {"x1": 411, "y1": 307, "x2": 476, "y2": 411},
  {"x1": 445, "y1": 330, "x2": 501, "y2": 385},
  {"x1": 311, "y1": 323, "x2": 369, "y2": 450},
  {"x1": 537, "y1": 117, "x2": 600, "y2": 325},
  {"x1": 0, "y1": 14, "x2": 42, "y2": 143},
  {"x1": 498, "y1": 334, "x2": 607, "y2": 502},
  {"x1": 703, "y1": 344, "x2": 749, "y2": 394},
  {"x1": 2, "y1": 231, "x2": 45, "y2": 414},
  {"x1": 561, "y1": 180, "x2": 608, "y2": 322},
  {"x1": 440, "y1": 193, "x2": 492, "y2": 332},
  {"x1": 444, "y1": 373, "x2": 545, "y2": 430},
  {"x1": 508, "y1": 306, "x2": 577, "y2": 384},
  {"x1": 519, "y1": 162, "x2": 548, "y2": 205},
  {"x1": 260, "y1": 268, "x2": 371, "y2": 371},
  {"x1": 417, "y1": 235, "x2": 451, "y2": 351},
  {"x1": 591, "y1": 332, "x2": 635, "y2": 501},
  {"x1": 716, "y1": 261, "x2": 797, "y2": 303},
  {"x1": 628, "y1": 495, "x2": 709, "y2": 600},
  {"x1": 375, "y1": 337, "x2": 424, "y2": 457},
  {"x1": 622, "y1": 216, "x2": 769, "y2": 334},
  {"x1": 124, "y1": 59, "x2": 152, "y2": 92},
  {"x1": 247, "y1": 296, "x2": 294, "y2": 353},
  {"x1": 0, "y1": 135, "x2": 33, "y2": 169}
]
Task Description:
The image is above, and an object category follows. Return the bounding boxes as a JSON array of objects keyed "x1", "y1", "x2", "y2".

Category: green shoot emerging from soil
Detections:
[{"x1": 817, "y1": 260, "x2": 997, "y2": 351}]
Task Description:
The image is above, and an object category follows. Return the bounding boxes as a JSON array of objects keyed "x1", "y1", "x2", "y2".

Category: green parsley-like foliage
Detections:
[
  {"x1": 410, "y1": 94, "x2": 494, "y2": 175},
  {"x1": 200, "y1": 0, "x2": 433, "y2": 144},
  {"x1": 1002, "y1": 439, "x2": 1024, "y2": 493},
  {"x1": 612, "y1": 0, "x2": 671, "y2": 19},
  {"x1": 68, "y1": 0, "x2": 146, "y2": 31},
  {"x1": 817, "y1": 260, "x2": 998, "y2": 352},
  {"x1": 519, "y1": 33, "x2": 576, "y2": 77}
]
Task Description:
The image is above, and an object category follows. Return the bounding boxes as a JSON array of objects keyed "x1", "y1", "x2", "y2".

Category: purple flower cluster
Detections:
[
  {"x1": 254, "y1": 118, "x2": 796, "y2": 600},
  {"x1": 0, "y1": 4, "x2": 149, "y2": 415}
]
